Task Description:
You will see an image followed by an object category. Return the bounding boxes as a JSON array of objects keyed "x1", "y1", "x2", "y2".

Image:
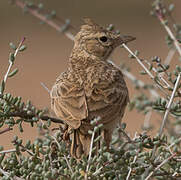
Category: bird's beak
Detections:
[
  {"x1": 114, "y1": 35, "x2": 136, "y2": 47},
  {"x1": 120, "y1": 35, "x2": 136, "y2": 44}
]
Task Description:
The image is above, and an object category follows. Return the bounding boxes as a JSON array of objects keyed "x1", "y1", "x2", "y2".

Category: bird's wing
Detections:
[
  {"x1": 85, "y1": 63, "x2": 129, "y2": 128},
  {"x1": 50, "y1": 71, "x2": 88, "y2": 129}
]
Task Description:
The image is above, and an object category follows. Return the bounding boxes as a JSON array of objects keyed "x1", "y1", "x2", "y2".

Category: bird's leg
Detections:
[
  {"x1": 102, "y1": 129, "x2": 113, "y2": 151},
  {"x1": 62, "y1": 124, "x2": 70, "y2": 141},
  {"x1": 70, "y1": 129, "x2": 84, "y2": 159}
]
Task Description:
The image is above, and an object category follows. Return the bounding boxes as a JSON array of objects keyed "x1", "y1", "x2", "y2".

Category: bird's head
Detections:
[{"x1": 74, "y1": 18, "x2": 135, "y2": 60}]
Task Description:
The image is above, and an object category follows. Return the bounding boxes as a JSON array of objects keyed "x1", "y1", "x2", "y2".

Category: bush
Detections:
[{"x1": 0, "y1": 0, "x2": 181, "y2": 179}]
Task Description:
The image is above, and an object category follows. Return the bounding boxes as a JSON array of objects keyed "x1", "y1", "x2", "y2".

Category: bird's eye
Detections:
[{"x1": 99, "y1": 36, "x2": 108, "y2": 42}]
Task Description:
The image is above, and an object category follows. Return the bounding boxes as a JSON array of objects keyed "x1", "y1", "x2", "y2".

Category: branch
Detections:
[
  {"x1": 155, "y1": 4, "x2": 181, "y2": 57},
  {"x1": 0, "y1": 149, "x2": 16, "y2": 154},
  {"x1": 51, "y1": 135, "x2": 73, "y2": 174},
  {"x1": 159, "y1": 73, "x2": 181, "y2": 137},
  {"x1": 122, "y1": 44, "x2": 154, "y2": 79},
  {"x1": 3, "y1": 37, "x2": 25, "y2": 83},
  {"x1": 13, "y1": 0, "x2": 75, "y2": 41},
  {"x1": 122, "y1": 44, "x2": 170, "y2": 96},
  {"x1": 0, "y1": 127, "x2": 13, "y2": 135},
  {"x1": 7, "y1": 111, "x2": 64, "y2": 124},
  {"x1": 145, "y1": 153, "x2": 177, "y2": 180},
  {"x1": 151, "y1": 73, "x2": 181, "y2": 159},
  {"x1": 85, "y1": 130, "x2": 95, "y2": 179}
]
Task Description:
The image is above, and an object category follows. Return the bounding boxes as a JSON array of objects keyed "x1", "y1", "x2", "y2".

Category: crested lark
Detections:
[{"x1": 51, "y1": 18, "x2": 135, "y2": 159}]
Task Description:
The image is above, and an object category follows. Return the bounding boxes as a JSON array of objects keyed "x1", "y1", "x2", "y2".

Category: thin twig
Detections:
[
  {"x1": 40, "y1": 82, "x2": 50, "y2": 93},
  {"x1": 13, "y1": 0, "x2": 75, "y2": 41},
  {"x1": 122, "y1": 45, "x2": 169, "y2": 96},
  {"x1": 0, "y1": 127, "x2": 13, "y2": 135},
  {"x1": 158, "y1": 73, "x2": 181, "y2": 137},
  {"x1": 51, "y1": 135, "x2": 73, "y2": 174},
  {"x1": 126, "y1": 155, "x2": 138, "y2": 180},
  {"x1": 85, "y1": 130, "x2": 95, "y2": 180},
  {"x1": 0, "y1": 167, "x2": 10, "y2": 178},
  {"x1": 155, "y1": 4, "x2": 181, "y2": 58},
  {"x1": 3, "y1": 37, "x2": 25, "y2": 87},
  {"x1": 126, "y1": 133, "x2": 139, "y2": 180},
  {"x1": 167, "y1": 136, "x2": 181, "y2": 150},
  {"x1": 63, "y1": 155, "x2": 73, "y2": 174},
  {"x1": 143, "y1": 59, "x2": 171, "y2": 89},
  {"x1": 145, "y1": 153, "x2": 176, "y2": 180},
  {"x1": 3, "y1": 61, "x2": 13, "y2": 84},
  {"x1": 5, "y1": 111, "x2": 64, "y2": 124},
  {"x1": 119, "y1": 128, "x2": 133, "y2": 143},
  {"x1": 92, "y1": 167, "x2": 103, "y2": 176},
  {"x1": 121, "y1": 69, "x2": 159, "y2": 98},
  {"x1": 122, "y1": 44, "x2": 155, "y2": 79},
  {"x1": 151, "y1": 73, "x2": 181, "y2": 159},
  {"x1": 0, "y1": 149, "x2": 16, "y2": 154},
  {"x1": 162, "y1": 21, "x2": 181, "y2": 57},
  {"x1": 164, "y1": 48, "x2": 176, "y2": 65},
  {"x1": 143, "y1": 108, "x2": 152, "y2": 130}
]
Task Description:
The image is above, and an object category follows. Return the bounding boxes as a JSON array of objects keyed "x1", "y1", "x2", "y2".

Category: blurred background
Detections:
[{"x1": 0, "y1": 0, "x2": 181, "y2": 149}]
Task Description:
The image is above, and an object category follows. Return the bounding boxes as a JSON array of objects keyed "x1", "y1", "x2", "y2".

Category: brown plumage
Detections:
[{"x1": 50, "y1": 18, "x2": 135, "y2": 159}]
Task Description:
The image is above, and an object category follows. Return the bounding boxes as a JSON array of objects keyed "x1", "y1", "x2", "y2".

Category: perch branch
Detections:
[{"x1": 7, "y1": 111, "x2": 64, "y2": 124}]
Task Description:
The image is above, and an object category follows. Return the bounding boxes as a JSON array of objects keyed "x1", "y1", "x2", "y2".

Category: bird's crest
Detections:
[{"x1": 81, "y1": 17, "x2": 103, "y2": 32}]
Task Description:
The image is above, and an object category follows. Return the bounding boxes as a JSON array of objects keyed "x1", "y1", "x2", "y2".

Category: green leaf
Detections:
[
  {"x1": 8, "y1": 68, "x2": 19, "y2": 78},
  {"x1": 9, "y1": 53, "x2": 15, "y2": 64},
  {"x1": 9, "y1": 42, "x2": 16, "y2": 50},
  {"x1": 18, "y1": 122, "x2": 24, "y2": 132},
  {"x1": 140, "y1": 70, "x2": 147, "y2": 75},
  {"x1": 19, "y1": 45, "x2": 27, "y2": 52},
  {"x1": 0, "y1": 80, "x2": 5, "y2": 94},
  {"x1": 168, "y1": 4, "x2": 174, "y2": 12},
  {"x1": 134, "y1": 50, "x2": 139, "y2": 56}
]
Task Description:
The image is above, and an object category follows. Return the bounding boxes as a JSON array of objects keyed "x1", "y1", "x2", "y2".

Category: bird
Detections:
[{"x1": 50, "y1": 18, "x2": 135, "y2": 159}]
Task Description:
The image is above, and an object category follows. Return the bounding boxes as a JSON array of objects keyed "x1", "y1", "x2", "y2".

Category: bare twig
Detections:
[
  {"x1": 122, "y1": 44, "x2": 155, "y2": 79},
  {"x1": 155, "y1": 5, "x2": 181, "y2": 58},
  {"x1": 121, "y1": 69, "x2": 159, "y2": 98},
  {"x1": 122, "y1": 45, "x2": 170, "y2": 96},
  {"x1": 151, "y1": 73, "x2": 181, "y2": 159},
  {"x1": 40, "y1": 82, "x2": 50, "y2": 93},
  {"x1": 51, "y1": 135, "x2": 73, "y2": 174},
  {"x1": 5, "y1": 111, "x2": 64, "y2": 124},
  {"x1": 1, "y1": 37, "x2": 26, "y2": 95},
  {"x1": 162, "y1": 22, "x2": 181, "y2": 57},
  {"x1": 126, "y1": 133, "x2": 139, "y2": 180},
  {"x1": 145, "y1": 153, "x2": 177, "y2": 180},
  {"x1": 158, "y1": 73, "x2": 181, "y2": 137},
  {"x1": 85, "y1": 130, "x2": 95, "y2": 180},
  {"x1": 167, "y1": 136, "x2": 181, "y2": 150},
  {"x1": 164, "y1": 48, "x2": 176, "y2": 65},
  {"x1": 0, "y1": 127, "x2": 13, "y2": 135},
  {"x1": 13, "y1": 0, "x2": 75, "y2": 41},
  {"x1": 143, "y1": 59, "x2": 171, "y2": 89},
  {"x1": 0, "y1": 149, "x2": 16, "y2": 154},
  {"x1": 143, "y1": 108, "x2": 153, "y2": 130},
  {"x1": 0, "y1": 167, "x2": 10, "y2": 178}
]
